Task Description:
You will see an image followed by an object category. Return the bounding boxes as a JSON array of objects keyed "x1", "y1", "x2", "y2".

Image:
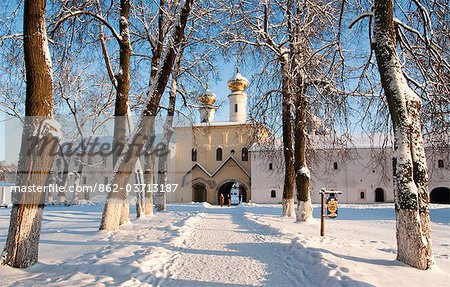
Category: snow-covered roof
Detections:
[
  {"x1": 251, "y1": 133, "x2": 394, "y2": 152},
  {"x1": 249, "y1": 137, "x2": 283, "y2": 152},
  {"x1": 184, "y1": 155, "x2": 251, "y2": 179},
  {"x1": 174, "y1": 121, "x2": 253, "y2": 128}
]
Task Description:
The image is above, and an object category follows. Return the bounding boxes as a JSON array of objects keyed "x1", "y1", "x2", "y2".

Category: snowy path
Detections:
[
  {"x1": 157, "y1": 206, "x2": 364, "y2": 286},
  {"x1": 0, "y1": 204, "x2": 448, "y2": 286}
]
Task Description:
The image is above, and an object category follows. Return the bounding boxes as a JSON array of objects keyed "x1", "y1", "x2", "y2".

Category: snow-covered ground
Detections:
[{"x1": 0, "y1": 203, "x2": 448, "y2": 286}]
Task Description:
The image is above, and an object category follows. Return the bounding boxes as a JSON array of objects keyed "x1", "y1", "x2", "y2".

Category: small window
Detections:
[
  {"x1": 216, "y1": 147, "x2": 223, "y2": 161},
  {"x1": 231, "y1": 149, "x2": 235, "y2": 154},
  {"x1": 235, "y1": 104, "x2": 238, "y2": 113},
  {"x1": 242, "y1": 148, "x2": 248, "y2": 161},
  {"x1": 104, "y1": 176, "x2": 109, "y2": 184},
  {"x1": 360, "y1": 191, "x2": 365, "y2": 199},
  {"x1": 392, "y1": 157, "x2": 397, "y2": 176},
  {"x1": 271, "y1": 190, "x2": 276, "y2": 198},
  {"x1": 333, "y1": 162, "x2": 338, "y2": 170},
  {"x1": 438, "y1": 160, "x2": 444, "y2": 168},
  {"x1": 269, "y1": 163, "x2": 273, "y2": 170},
  {"x1": 192, "y1": 148, "x2": 197, "y2": 161},
  {"x1": 82, "y1": 176, "x2": 87, "y2": 185}
]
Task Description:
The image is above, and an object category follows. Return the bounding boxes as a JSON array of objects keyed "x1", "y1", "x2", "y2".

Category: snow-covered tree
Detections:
[
  {"x1": 372, "y1": 0, "x2": 434, "y2": 270},
  {"x1": 224, "y1": 0, "x2": 345, "y2": 219},
  {"x1": 1, "y1": 0, "x2": 60, "y2": 268},
  {"x1": 99, "y1": 0, "x2": 195, "y2": 231}
]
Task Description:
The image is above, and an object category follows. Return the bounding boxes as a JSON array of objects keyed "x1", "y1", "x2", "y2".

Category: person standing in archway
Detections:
[
  {"x1": 239, "y1": 194, "x2": 242, "y2": 204},
  {"x1": 220, "y1": 193, "x2": 224, "y2": 207},
  {"x1": 227, "y1": 194, "x2": 231, "y2": 207}
]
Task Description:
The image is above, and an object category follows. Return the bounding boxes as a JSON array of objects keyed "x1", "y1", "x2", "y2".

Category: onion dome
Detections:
[
  {"x1": 197, "y1": 90, "x2": 216, "y2": 106},
  {"x1": 227, "y1": 72, "x2": 249, "y2": 92}
]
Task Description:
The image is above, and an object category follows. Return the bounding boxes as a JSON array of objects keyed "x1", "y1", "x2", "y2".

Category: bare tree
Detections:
[
  {"x1": 100, "y1": 0, "x2": 194, "y2": 231},
  {"x1": 52, "y1": 0, "x2": 133, "y2": 221},
  {"x1": 2, "y1": 0, "x2": 60, "y2": 268},
  {"x1": 372, "y1": 0, "x2": 433, "y2": 270},
  {"x1": 154, "y1": 50, "x2": 183, "y2": 211},
  {"x1": 51, "y1": 47, "x2": 115, "y2": 205},
  {"x1": 141, "y1": 0, "x2": 167, "y2": 215},
  {"x1": 133, "y1": 0, "x2": 217, "y2": 213},
  {"x1": 0, "y1": 3, "x2": 26, "y2": 119},
  {"x1": 347, "y1": 0, "x2": 450, "y2": 269},
  {"x1": 224, "y1": 0, "x2": 344, "y2": 218}
]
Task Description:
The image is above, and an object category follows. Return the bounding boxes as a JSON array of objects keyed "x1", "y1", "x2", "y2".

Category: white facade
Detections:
[{"x1": 251, "y1": 145, "x2": 450, "y2": 204}]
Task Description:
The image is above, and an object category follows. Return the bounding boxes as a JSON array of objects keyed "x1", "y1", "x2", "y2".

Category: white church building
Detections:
[{"x1": 165, "y1": 72, "x2": 450, "y2": 204}]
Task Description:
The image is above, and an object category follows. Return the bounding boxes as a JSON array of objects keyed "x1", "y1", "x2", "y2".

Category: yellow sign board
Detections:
[{"x1": 326, "y1": 198, "x2": 338, "y2": 218}]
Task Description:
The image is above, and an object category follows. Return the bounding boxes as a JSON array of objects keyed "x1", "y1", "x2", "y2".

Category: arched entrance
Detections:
[
  {"x1": 430, "y1": 187, "x2": 450, "y2": 204},
  {"x1": 375, "y1": 188, "x2": 385, "y2": 202},
  {"x1": 192, "y1": 183, "x2": 207, "y2": 202},
  {"x1": 217, "y1": 180, "x2": 248, "y2": 205}
]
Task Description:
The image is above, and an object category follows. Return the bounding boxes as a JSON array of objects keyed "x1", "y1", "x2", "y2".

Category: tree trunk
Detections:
[
  {"x1": 1, "y1": 0, "x2": 58, "y2": 268},
  {"x1": 100, "y1": 0, "x2": 193, "y2": 231},
  {"x1": 154, "y1": 96, "x2": 175, "y2": 212},
  {"x1": 56, "y1": 155, "x2": 70, "y2": 205},
  {"x1": 135, "y1": 171, "x2": 145, "y2": 218},
  {"x1": 108, "y1": 0, "x2": 132, "y2": 226},
  {"x1": 147, "y1": 0, "x2": 167, "y2": 213},
  {"x1": 144, "y1": 150, "x2": 154, "y2": 216},
  {"x1": 294, "y1": 83, "x2": 312, "y2": 222},
  {"x1": 373, "y1": 0, "x2": 433, "y2": 270},
  {"x1": 71, "y1": 170, "x2": 81, "y2": 205},
  {"x1": 280, "y1": 55, "x2": 295, "y2": 217},
  {"x1": 155, "y1": 54, "x2": 181, "y2": 212}
]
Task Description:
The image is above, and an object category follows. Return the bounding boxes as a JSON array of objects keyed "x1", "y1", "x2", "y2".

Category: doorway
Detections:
[
  {"x1": 192, "y1": 184, "x2": 207, "y2": 202},
  {"x1": 430, "y1": 187, "x2": 450, "y2": 204},
  {"x1": 218, "y1": 181, "x2": 247, "y2": 205},
  {"x1": 375, "y1": 188, "x2": 384, "y2": 202}
]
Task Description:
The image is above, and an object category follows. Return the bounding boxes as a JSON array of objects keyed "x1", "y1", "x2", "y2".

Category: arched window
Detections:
[
  {"x1": 438, "y1": 160, "x2": 444, "y2": 168},
  {"x1": 333, "y1": 162, "x2": 338, "y2": 170},
  {"x1": 271, "y1": 190, "x2": 276, "y2": 198},
  {"x1": 360, "y1": 191, "x2": 365, "y2": 199},
  {"x1": 192, "y1": 148, "x2": 197, "y2": 161},
  {"x1": 242, "y1": 148, "x2": 249, "y2": 161},
  {"x1": 216, "y1": 147, "x2": 223, "y2": 161},
  {"x1": 269, "y1": 163, "x2": 273, "y2": 170}
]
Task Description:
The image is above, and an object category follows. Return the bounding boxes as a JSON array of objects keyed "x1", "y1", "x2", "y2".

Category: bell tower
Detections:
[{"x1": 227, "y1": 70, "x2": 249, "y2": 123}]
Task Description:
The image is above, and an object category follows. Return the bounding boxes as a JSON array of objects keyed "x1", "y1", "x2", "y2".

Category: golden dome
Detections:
[
  {"x1": 197, "y1": 90, "x2": 216, "y2": 106},
  {"x1": 227, "y1": 73, "x2": 249, "y2": 91}
]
